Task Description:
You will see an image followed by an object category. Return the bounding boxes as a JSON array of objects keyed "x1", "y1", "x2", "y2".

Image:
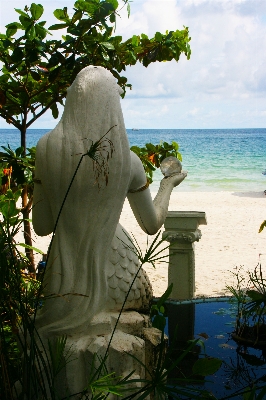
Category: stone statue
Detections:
[{"x1": 32, "y1": 66, "x2": 187, "y2": 396}]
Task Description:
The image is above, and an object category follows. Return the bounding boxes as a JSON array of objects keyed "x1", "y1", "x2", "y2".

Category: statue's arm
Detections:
[
  {"x1": 32, "y1": 151, "x2": 54, "y2": 236},
  {"x1": 127, "y1": 151, "x2": 187, "y2": 235}
]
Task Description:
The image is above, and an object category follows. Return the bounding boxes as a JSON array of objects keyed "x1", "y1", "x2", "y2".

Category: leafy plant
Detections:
[
  {"x1": 150, "y1": 283, "x2": 173, "y2": 332},
  {"x1": 227, "y1": 264, "x2": 266, "y2": 347},
  {"x1": 130, "y1": 141, "x2": 182, "y2": 183},
  {"x1": 131, "y1": 285, "x2": 221, "y2": 399},
  {"x1": 0, "y1": 189, "x2": 42, "y2": 398},
  {"x1": 0, "y1": 0, "x2": 190, "y2": 271},
  {"x1": 0, "y1": 145, "x2": 36, "y2": 272},
  {"x1": 0, "y1": 1, "x2": 191, "y2": 150}
]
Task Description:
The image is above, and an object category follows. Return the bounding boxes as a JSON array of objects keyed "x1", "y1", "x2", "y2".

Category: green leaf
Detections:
[
  {"x1": 1, "y1": 200, "x2": 18, "y2": 218},
  {"x1": 98, "y1": 2, "x2": 115, "y2": 17},
  {"x1": 48, "y1": 54, "x2": 60, "y2": 67},
  {"x1": 53, "y1": 8, "x2": 69, "y2": 21},
  {"x1": 48, "y1": 336, "x2": 68, "y2": 377},
  {"x1": 5, "y1": 22, "x2": 23, "y2": 30},
  {"x1": 72, "y1": 10, "x2": 82, "y2": 24},
  {"x1": 157, "y1": 283, "x2": 173, "y2": 309},
  {"x1": 30, "y1": 4, "x2": 44, "y2": 20},
  {"x1": 101, "y1": 42, "x2": 115, "y2": 50},
  {"x1": 18, "y1": 243, "x2": 44, "y2": 254},
  {"x1": 74, "y1": 0, "x2": 98, "y2": 14},
  {"x1": 65, "y1": 54, "x2": 75, "y2": 70},
  {"x1": 109, "y1": 13, "x2": 116, "y2": 24},
  {"x1": 146, "y1": 143, "x2": 155, "y2": 151},
  {"x1": 102, "y1": 52, "x2": 109, "y2": 61},
  {"x1": 246, "y1": 290, "x2": 265, "y2": 302},
  {"x1": 27, "y1": 48, "x2": 39, "y2": 63},
  {"x1": 192, "y1": 357, "x2": 222, "y2": 376},
  {"x1": 11, "y1": 48, "x2": 24, "y2": 63},
  {"x1": 30, "y1": 70, "x2": 41, "y2": 81},
  {"x1": 15, "y1": 8, "x2": 29, "y2": 18},
  {"x1": 13, "y1": 189, "x2": 22, "y2": 202},
  {"x1": 107, "y1": 0, "x2": 118, "y2": 10},
  {"x1": 243, "y1": 387, "x2": 257, "y2": 400},
  {"x1": 172, "y1": 141, "x2": 179, "y2": 150},
  {"x1": 77, "y1": 18, "x2": 94, "y2": 33},
  {"x1": 130, "y1": 146, "x2": 140, "y2": 154},
  {"x1": 5, "y1": 189, "x2": 14, "y2": 200},
  {"x1": 19, "y1": 15, "x2": 32, "y2": 29},
  {"x1": 2, "y1": 39, "x2": 12, "y2": 49},
  {"x1": 6, "y1": 27, "x2": 17, "y2": 37},
  {"x1": 131, "y1": 35, "x2": 139, "y2": 46},
  {"x1": 51, "y1": 102, "x2": 59, "y2": 119},
  {"x1": 49, "y1": 23, "x2": 69, "y2": 30},
  {"x1": 25, "y1": 25, "x2": 36, "y2": 40},
  {"x1": 141, "y1": 33, "x2": 148, "y2": 40},
  {"x1": 35, "y1": 23, "x2": 47, "y2": 39},
  {"x1": 48, "y1": 66, "x2": 61, "y2": 82},
  {"x1": 5, "y1": 92, "x2": 21, "y2": 105},
  {"x1": 155, "y1": 32, "x2": 163, "y2": 42},
  {"x1": 152, "y1": 314, "x2": 166, "y2": 331}
]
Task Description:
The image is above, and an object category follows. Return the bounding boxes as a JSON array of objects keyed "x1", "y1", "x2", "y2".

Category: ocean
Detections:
[{"x1": 0, "y1": 128, "x2": 265, "y2": 192}]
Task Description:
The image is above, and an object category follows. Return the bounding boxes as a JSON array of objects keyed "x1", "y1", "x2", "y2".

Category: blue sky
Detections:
[{"x1": 0, "y1": 0, "x2": 266, "y2": 129}]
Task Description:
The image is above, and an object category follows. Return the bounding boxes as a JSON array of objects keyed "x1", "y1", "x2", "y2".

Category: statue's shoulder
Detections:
[{"x1": 36, "y1": 131, "x2": 50, "y2": 149}]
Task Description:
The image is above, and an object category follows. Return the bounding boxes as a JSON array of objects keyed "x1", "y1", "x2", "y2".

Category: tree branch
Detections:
[
  {"x1": 0, "y1": 110, "x2": 21, "y2": 130},
  {"x1": 26, "y1": 97, "x2": 63, "y2": 128}
]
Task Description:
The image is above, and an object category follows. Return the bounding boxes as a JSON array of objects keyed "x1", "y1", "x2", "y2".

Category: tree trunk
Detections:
[
  {"x1": 21, "y1": 187, "x2": 35, "y2": 275},
  {"x1": 21, "y1": 122, "x2": 26, "y2": 153},
  {"x1": 20, "y1": 126, "x2": 35, "y2": 275}
]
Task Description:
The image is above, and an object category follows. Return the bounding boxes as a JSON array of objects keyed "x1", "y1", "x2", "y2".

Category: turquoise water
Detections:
[{"x1": 1, "y1": 128, "x2": 266, "y2": 192}]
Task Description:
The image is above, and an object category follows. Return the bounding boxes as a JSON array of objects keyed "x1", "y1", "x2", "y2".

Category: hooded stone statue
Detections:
[{"x1": 33, "y1": 64, "x2": 186, "y2": 340}]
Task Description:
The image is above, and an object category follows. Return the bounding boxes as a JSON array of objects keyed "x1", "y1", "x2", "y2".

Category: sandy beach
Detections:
[{"x1": 27, "y1": 190, "x2": 266, "y2": 298}]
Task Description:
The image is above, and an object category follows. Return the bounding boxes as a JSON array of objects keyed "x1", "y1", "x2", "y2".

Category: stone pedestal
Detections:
[
  {"x1": 162, "y1": 211, "x2": 207, "y2": 300},
  {"x1": 30, "y1": 312, "x2": 165, "y2": 399}
]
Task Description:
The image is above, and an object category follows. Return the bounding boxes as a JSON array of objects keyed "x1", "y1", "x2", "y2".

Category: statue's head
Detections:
[
  {"x1": 56, "y1": 65, "x2": 130, "y2": 190},
  {"x1": 62, "y1": 66, "x2": 124, "y2": 141}
]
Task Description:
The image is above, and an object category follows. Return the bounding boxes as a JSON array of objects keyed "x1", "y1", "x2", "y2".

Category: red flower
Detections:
[
  {"x1": 148, "y1": 153, "x2": 156, "y2": 164},
  {"x1": 3, "y1": 167, "x2": 12, "y2": 176}
]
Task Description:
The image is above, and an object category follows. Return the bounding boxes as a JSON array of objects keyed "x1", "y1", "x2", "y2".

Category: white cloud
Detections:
[
  {"x1": 115, "y1": 0, "x2": 266, "y2": 128},
  {"x1": 187, "y1": 107, "x2": 201, "y2": 116},
  {"x1": 0, "y1": 0, "x2": 266, "y2": 129}
]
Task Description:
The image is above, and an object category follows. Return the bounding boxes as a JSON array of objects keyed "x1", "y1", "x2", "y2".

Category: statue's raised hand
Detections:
[{"x1": 164, "y1": 171, "x2": 187, "y2": 188}]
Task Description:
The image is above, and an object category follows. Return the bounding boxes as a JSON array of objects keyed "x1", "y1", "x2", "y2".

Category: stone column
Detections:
[{"x1": 162, "y1": 211, "x2": 207, "y2": 300}]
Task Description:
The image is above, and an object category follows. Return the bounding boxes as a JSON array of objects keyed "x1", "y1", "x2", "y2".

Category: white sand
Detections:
[{"x1": 26, "y1": 190, "x2": 266, "y2": 298}]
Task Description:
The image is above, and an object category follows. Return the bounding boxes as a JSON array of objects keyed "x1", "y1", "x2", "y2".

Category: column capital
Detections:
[
  {"x1": 164, "y1": 211, "x2": 207, "y2": 231},
  {"x1": 162, "y1": 228, "x2": 202, "y2": 244}
]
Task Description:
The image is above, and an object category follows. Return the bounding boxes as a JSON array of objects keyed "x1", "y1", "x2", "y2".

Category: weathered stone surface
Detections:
[
  {"x1": 163, "y1": 211, "x2": 207, "y2": 300},
  {"x1": 143, "y1": 327, "x2": 168, "y2": 382},
  {"x1": 32, "y1": 65, "x2": 186, "y2": 399}
]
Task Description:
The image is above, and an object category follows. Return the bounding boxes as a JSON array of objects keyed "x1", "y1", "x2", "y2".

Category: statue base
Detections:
[{"x1": 47, "y1": 311, "x2": 167, "y2": 399}]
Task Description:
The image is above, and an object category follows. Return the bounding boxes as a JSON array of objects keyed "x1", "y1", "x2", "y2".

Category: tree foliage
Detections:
[
  {"x1": 130, "y1": 141, "x2": 182, "y2": 183},
  {"x1": 0, "y1": 0, "x2": 191, "y2": 271},
  {"x1": 0, "y1": 0, "x2": 191, "y2": 148}
]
